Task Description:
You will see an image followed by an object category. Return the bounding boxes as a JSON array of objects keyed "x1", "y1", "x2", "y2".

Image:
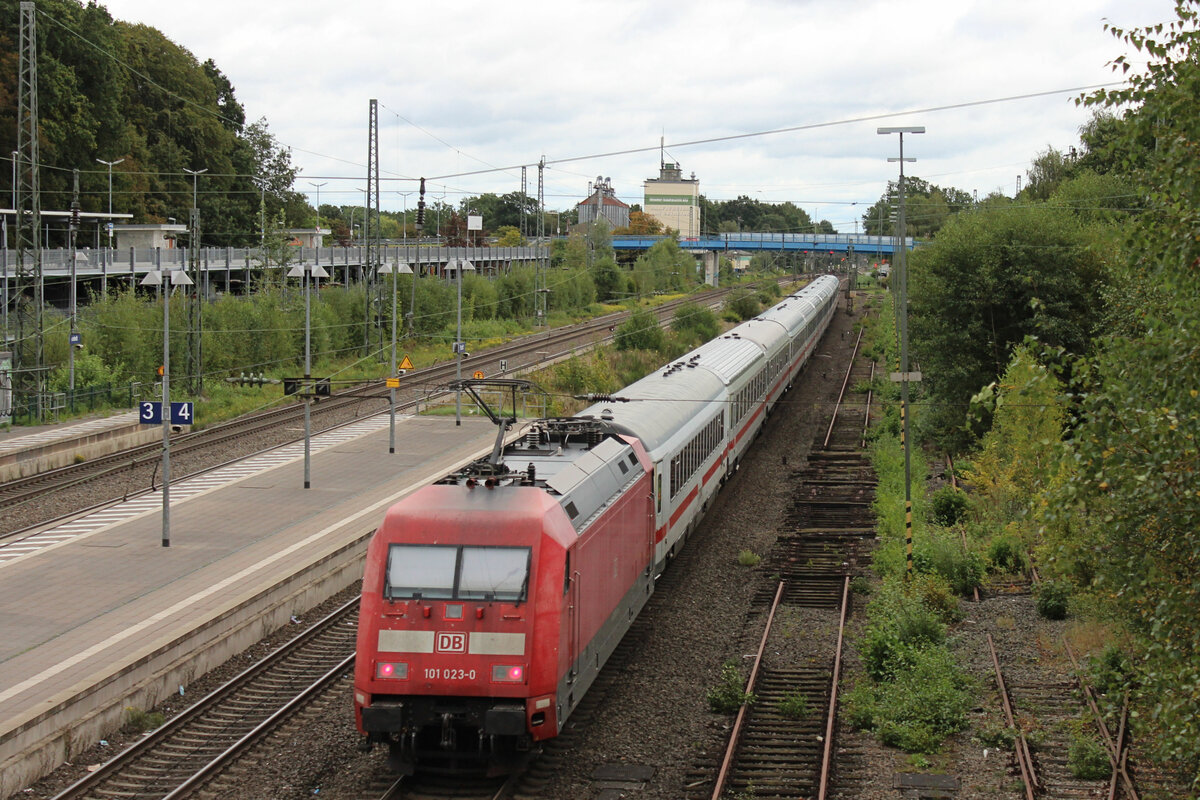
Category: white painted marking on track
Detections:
[{"x1": 0, "y1": 415, "x2": 406, "y2": 566}]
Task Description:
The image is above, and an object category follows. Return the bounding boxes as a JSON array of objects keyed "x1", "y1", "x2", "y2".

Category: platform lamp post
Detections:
[
  {"x1": 97, "y1": 157, "x2": 124, "y2": 294},
  {"x1": 877, "y1": 124, "x2": 924, "y2": 578},
  {"x1": 377, "y1": 258, "x2": 411, "y2": 453},
  {"x1": 449, "y1": 258, "x2": 473, "y2": 426},
  {"x1": 287, "y1": 261, "x2": 329, "y2": 488},
  {"x1": 398, "y1": 192, "x2": 412, "y2": 244},
  {"x1": 308, "y1": 181, "x2": 327, "y2": 243},
  {"x1": 141, "y1": 265, "x2": 193, "y2": 547}
]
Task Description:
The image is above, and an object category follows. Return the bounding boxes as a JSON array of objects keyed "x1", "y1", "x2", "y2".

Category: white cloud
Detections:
[{"x1": 96, "y1": 0, "x2": 1177, "y2": 227}]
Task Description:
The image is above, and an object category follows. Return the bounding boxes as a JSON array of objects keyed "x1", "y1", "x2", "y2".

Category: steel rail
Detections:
[
  {"x1": 50, "y1": 597, "x2": 360, "y2": 800},
  {"x1": 986, "y1": 632, "x2": 1038, "y2": 800},
  {"x1": 860, "y1": 360, "x2": 874, "y2": 448},
  {"x1": 160, "y1": 653, "x2": 356, "y2": 800},
  {"x1": 821, "y1": 327, "x2": 864, "y2": 449},
  {"x1": 817, "y1": 575, "x2": 851, "y2": 800},
  {"x1": 709, "y1": 580, "x2": 786, "y2": 800},
  {"x1": 1062, "y1": 637, "x2": 1140, "y2": 800}
]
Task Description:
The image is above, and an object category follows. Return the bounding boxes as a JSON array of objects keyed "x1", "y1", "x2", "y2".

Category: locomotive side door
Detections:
[{"x1": 567, "y1": 553, "x2": 579, "y2": 683}]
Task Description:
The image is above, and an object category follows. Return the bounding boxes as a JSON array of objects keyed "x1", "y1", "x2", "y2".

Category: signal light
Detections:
[
  {"x1": 492, "y1": 665, "x2": 525, "y2": 683},
  {"x1": 156, "y1": 365, "x2": 165, "y2": 377}
]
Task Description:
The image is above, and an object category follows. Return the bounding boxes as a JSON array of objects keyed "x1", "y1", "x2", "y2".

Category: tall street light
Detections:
[
  {"x1": 377, "y1": 259, "x2": 412, "y2": 453},
  {"x1": 308, "y1": 181, "x2": 327, "y2": 245},
  {"x1": 398, "y1": 192, "x2": 412, "y2": 244},
  {"x1": 141, "y1": 264, "x2": 194, "y2": 547},
  {"x1": 287, "y1": 261, "x2": 330, "y2": 488},
  {"x1": 878, "y1": 124, "x2": 924, "y2": 578},
  {"x1": 253, "y1": 177, "x2": 267, "y2": 247},
  {"x1": 448, "y1": 258, "x2": 473, "y2": 426},
  {"x1": 183, "y1": 167, "x2": 208, "y2": 396},
  {"x1": 97, "y1": 158, "x2": 125, "y2": 292},
  {"x1": 183, "y1": 167, "x2": 207, "y2": 215}
]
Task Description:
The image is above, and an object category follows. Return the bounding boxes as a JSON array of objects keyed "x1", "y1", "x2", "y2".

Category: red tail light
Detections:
[
  {"x1": 376, "y1": 662, "x2": 409, "y2": 679},
  {"x1": 491, "y1": 665, "x2": 524, "y2": 683}
]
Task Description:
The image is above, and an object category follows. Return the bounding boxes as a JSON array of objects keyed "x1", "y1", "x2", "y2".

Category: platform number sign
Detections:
[{"x1": 139, "y1": 401, "x2": 195, "y2": 425}]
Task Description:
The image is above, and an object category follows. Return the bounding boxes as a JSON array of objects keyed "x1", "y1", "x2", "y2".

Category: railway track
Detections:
[
  {"x1": 683, "y1": 327, "x2": 878, "y2": 799},
  {"x1": 49, "y1": 599, "x2": 361, "y2": 800},
  {"x1": 1, "y1": 281, "x2": 775, "y2": 533},
  {"x1": 987, "y1": 632, "x2": 1146, "y2": 800}
]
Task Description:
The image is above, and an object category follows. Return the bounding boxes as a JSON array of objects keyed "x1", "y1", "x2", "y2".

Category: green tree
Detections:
[
  {"x1": 0, "y1": 0, "x2": 285, "y2": 246},
  {"x1": 1022, "y1": 146, "x2": 1076, "y2": 201},
  {"x1": 861, "y1": 177, "x2": 972, "y2": 238},
  {"x1": 495, "y1": 226, "x2": 526, "y2": 246},
  {"x1": 592, "y1": 257, "x2": 623, "y2": 302},
  {"x1": 908, "y1": 204, "x2": 1106, "y2": 451},
  {"x1": 1047, "y1": 5, "x2": 1200, "y2": 781}
]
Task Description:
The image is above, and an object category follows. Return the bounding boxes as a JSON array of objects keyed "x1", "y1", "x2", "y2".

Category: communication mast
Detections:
[{"x1": 365, "y1": 99, "x2": 380, "y2": 354}]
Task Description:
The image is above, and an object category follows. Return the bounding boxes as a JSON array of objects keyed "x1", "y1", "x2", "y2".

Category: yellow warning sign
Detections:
[
  {"x1": 399, "y1": 355, "x2": 414, "y2": 371},
  {"x1": 473, "y1": 370, "x2": 485, "y2": 379},
  {"x1": 385, "y1": 378, "x2": 400, "y2": 388}
]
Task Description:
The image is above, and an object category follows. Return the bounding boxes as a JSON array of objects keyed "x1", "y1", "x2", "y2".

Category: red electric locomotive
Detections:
[
  {"x1": 354, "y1": 274, "x2": 840, "y2": 773},
  {"x1": 353, "y1": 417, "x2": 654, "y2": 773}
]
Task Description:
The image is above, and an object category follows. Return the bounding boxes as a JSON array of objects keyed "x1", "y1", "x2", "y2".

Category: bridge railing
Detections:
[
  {"x1": 611, "y1": 233, "x2": 915, "y2": 251},
  {"x1": 1, "y1": 244, "x2": 550, "y2": 279}
]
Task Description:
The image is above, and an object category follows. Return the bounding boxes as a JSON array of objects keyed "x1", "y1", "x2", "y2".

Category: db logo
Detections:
[{"x1": 436, "y1": 632, "x2": 466, "y2": 653}]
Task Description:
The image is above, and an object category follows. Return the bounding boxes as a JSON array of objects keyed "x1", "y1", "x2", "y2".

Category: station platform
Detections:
[
  {"x1": 0, "y1": 411, "x2": 161, "y2": 482},
  {"x1": 0, "y1": 412, "x2": 499, "y2": 798}
]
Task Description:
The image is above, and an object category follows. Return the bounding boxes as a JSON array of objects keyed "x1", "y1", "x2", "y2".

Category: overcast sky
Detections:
[{"x1": 96, "y1": 0, "x2": 1176, "y2": 231}]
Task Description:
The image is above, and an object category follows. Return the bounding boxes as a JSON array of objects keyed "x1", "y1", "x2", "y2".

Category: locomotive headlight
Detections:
[
  {"x1": 375, "y1": 661, "x2": 409, "y2": 679},
  {"x1": 491, "y1": 664, "x2": 525, "y2": 683}
]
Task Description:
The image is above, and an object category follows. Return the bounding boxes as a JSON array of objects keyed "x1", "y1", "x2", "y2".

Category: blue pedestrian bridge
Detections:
[{"x1": 612, "y1": 232, "x2": 915, "y2": 255}]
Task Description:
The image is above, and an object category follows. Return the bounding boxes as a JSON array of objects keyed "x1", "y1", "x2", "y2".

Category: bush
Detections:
[
  {"x1": 1067, "y1": 735, "x2": 1110, "y2": 779},
  {"x1": 856, "y1": 647, "x2": 974, "y2": 753},
  {"x1": 929, "y1": 486, "x2": 969, "y2": 526},
  {"x1": 725, "y1": 290, "x2": 761, "y2": 321},
  {"x1": 776, "y1": 690, "x2": 809, "y2": 719},
  {"x1": 860, "y1": 603, "x2": 946, "y2": 682},
  {"x1": 1035, "y1": 579, "x2": 1071, "y2": 620},
  {"x1": 908, "y1": 573, "x2": 962, "y2": 623},
  {"x1": 670, "y1": 302, "x2": 719, "y2": 345},
  {"x1": 913, "y1": 536, "x2": 983, "y2": 599},
  {"x1": 707, "y1": 661, "x2": 755, "y2": 714},
  {"x1": 614, "y1": 308, "x2": 666, "y2": 351},
  {"x1": 1088, "y1": 645, "x2": 1132, "y2": 698},
  {"x1": 124, "y1": 706, "x2": 165, "y2": 733},
  {"x1": 987, "y1": 535, "x2": 1027, "y2": 574},
  {"x1": 737, "y1": 549, "x2": 761, "y2": 567}
]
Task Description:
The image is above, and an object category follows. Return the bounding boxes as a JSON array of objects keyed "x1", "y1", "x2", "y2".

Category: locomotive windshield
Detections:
[{"x1": 385, "y1": 544, "x2": 531, "y2": 602}]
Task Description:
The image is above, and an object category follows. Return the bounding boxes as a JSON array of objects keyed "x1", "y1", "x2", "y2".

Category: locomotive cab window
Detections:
[{"x1": 385, "y1": 544, "x2": 531, "y2": 603}]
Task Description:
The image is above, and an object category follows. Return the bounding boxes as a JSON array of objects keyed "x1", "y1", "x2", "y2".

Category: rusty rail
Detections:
[
  {"x1": 817, "y1": 575, "x2": 851, "y2": 800},
  {"x1": 1062, "y1": 638, "x2": 1140, "y2": 800},
  {"x1": 710, "y1": 581, "x2": 786, "y2": 800},
  {"x1": 822, "y1": 327, "x2": 864, "y2": 449},
  {"x1": 986, "y1": 633, "x2": 1038, "y2": 800}
]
